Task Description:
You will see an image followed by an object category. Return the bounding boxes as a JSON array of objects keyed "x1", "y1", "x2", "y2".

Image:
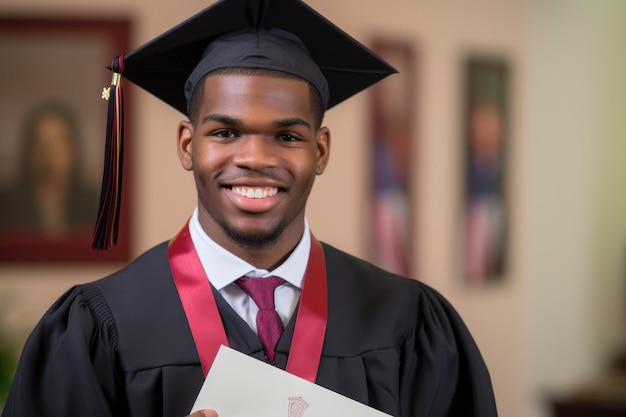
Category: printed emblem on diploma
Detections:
[{"x1": 288, "y1": 396, "x2": 309, "y2": 417}]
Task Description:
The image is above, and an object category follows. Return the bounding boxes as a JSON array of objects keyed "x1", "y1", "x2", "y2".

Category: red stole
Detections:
[{"x1": 167, "y1": 220, "x2": 327, "y2": 383}]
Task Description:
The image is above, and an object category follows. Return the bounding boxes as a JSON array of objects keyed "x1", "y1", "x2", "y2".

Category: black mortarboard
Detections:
[{"x1": 92, "y1": 0, "x2": 397, "y2": 249}]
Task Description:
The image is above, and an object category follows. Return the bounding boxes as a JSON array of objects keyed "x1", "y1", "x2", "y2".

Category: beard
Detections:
[{"x1": 220, "y1": 218, "x2": 286, "y2": 249}]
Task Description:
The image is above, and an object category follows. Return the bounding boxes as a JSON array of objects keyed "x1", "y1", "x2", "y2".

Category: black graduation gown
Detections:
[{"x1": 2, "y1": 241, "x2": 497, "y2": 417}]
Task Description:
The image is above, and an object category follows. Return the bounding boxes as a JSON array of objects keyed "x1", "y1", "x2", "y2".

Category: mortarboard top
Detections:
[
  {"x1": 117, "y1": 0, "x2": 397, "y2": 114},
  {"x1": 92, "y1": 0, "x2": 397, "y2": 250}
]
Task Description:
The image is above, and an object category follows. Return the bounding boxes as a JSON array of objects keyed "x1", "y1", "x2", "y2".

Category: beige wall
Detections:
[
  {"x1": 524, "y1": 3, "x2": 626, "y2": 417},
  {"x1": 1, "y1": 1, "x2": 625, "y2": 417}
]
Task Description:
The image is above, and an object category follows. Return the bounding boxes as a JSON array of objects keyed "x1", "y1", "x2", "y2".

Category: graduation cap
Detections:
[{"x1": 92, "y1": 0, "x2": 397, "y2": 249}]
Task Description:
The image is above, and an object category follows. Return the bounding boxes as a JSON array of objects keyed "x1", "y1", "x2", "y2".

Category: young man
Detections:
[{"x1": 2, "y1": 0, "x2": 498, "y2": 416}]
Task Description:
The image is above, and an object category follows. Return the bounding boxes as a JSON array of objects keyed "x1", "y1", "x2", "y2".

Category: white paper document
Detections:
[{"x1": 191, "y1": 345, "x2": 392, "y2": 417}]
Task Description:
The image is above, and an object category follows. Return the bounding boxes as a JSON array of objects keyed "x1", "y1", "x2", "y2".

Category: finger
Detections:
[{"x1": 187, "y1": 410, "x2": 218, "y2": 417}]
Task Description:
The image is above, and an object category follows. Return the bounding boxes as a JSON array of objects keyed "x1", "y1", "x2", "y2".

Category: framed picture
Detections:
[
  {"x1": 461, "y1": 56, "x2": 509, "y2": 285},
  {"x1": 368, "y1": 39, "x2": 416, "y2": 276},
  {"x1": 0, "y1": 16, "x2": 132, "y2": 263}
]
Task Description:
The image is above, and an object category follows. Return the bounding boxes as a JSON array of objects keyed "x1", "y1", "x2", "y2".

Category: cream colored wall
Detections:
[
  {"x1": 523, "y1": 3, "x2": 626, "y2": 417},
  {"x1": 1, "y1": 1, "x2": 624, "y2": 417},
  {"x1": 523, "y1": 2, "x2": 598, "y2": 413}
]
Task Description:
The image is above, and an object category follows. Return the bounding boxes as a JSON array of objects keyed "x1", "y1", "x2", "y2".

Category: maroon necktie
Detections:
[{"x1": 235, "y1": 276, "x2": 286, "y2": 365}]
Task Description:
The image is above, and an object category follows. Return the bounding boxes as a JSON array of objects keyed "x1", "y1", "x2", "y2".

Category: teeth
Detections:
[{"x1": 232, "y1": 186, "x2": 278, "y2": 199}]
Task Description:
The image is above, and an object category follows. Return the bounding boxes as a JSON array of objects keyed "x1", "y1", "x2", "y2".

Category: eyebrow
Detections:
[
  {"x1": 200, "y1": 114, "x2": 311, "y2": 130},
  {"x1": 201, "y1": 114, "x2": 241, "y2": 126},
  {"x1": 272, "y1": 117, "x2": 311, "y2": 130}
]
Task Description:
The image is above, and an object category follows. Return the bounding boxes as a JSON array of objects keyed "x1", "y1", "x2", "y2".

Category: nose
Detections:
[{"x1": 232, "y1": 135, "x2": 279, "y2": 170}]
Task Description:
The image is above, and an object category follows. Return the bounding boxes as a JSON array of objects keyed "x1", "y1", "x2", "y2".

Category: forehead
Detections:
[{"x1": 199, "y1": 73, "x2": 313, "y2": 117}]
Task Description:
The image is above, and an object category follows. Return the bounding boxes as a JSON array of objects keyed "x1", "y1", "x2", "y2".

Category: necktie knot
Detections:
[
  {"x1": 235, "y1": 275, "x2": 286, "y2": 310},
  {"x1": 235, "y1": 275, "x2": 286, "y2": 364}
]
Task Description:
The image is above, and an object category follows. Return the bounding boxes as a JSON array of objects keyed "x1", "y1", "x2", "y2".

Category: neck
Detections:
[
  {"x1": 197, "y1": 211, "x2": 306, "y2": 271},
  {"x1": 235, "y1": 241, "x2": 297, "y2": 271}
]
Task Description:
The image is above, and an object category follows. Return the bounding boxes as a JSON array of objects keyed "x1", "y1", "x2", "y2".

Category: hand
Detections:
[{"x1": 186, "y1": 410, "x2": 218, "y2": 417}]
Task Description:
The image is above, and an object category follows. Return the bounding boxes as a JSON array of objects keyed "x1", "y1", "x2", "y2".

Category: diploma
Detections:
[{"x1": 191, "y1": 345, "x2": 392, "y2": 417}]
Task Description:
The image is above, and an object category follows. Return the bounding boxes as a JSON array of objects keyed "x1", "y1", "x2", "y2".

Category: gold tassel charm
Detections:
[
  {"x1": 101, "y1": 87, "x2": 111, "y2": 101},
  {"x1": 101, "y1": 73, "x2": 121, "y2": 101}
]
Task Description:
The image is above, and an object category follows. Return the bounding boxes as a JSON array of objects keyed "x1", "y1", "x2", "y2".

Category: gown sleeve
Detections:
[
  {"x1": 400, "y1": 283, "x2": 498, "y2": 417},
  {"x1": 2, "y1": 283, "x2": 126, "y2": 417}
]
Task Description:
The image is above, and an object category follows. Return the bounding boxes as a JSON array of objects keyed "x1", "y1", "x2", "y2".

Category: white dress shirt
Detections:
[{"x1": 188, "y1": 207, "x2": 309, "y2": 334}]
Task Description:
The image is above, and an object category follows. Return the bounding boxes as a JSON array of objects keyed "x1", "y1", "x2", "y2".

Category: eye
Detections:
[
  {"x1": 213, "y1": 129, "x2": 238, "y2": 138},
  {"x1": 276, "y1": 133, "x2": 301, "y2": 142}
]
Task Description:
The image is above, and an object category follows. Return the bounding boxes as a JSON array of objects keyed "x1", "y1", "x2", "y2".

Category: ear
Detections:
[
  {"x1": 177, "y1": 120, "x2": 194, "y2": 171},
  {"x1": 315, "y1": 126, "x2": 331, "y2": 175}
]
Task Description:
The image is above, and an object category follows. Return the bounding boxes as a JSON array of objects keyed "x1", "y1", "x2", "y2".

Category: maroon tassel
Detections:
[{"x1": 91, "y1": 56, "x2": 124, "y2": 250}]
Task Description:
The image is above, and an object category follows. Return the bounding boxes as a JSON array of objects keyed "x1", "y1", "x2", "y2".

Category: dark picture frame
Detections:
[
  {"x1": 368, "y1": 39, "x2": 416, "y2": 277},
  {"x1": 460, "y1": 56, "x2": 510, "y2": 285},
  {"x1": 0, "y1": 16, "x2": 132, "y2": 263}
]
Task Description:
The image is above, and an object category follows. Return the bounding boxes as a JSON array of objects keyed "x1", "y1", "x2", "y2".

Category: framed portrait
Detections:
[
  {"x1": 460, "y1": 56, "x2": 510, "y2": 285},
  {"x1": 0, "y1": 16, "x2": 132, "y2": 263},
  {"x1": 368, "y1": 39, "x2": 416, "y2": 277}
]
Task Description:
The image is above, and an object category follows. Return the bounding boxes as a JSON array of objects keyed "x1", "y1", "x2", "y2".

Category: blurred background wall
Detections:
[{"x1": 0, "y1": 0, "x2": 624, "y2": 416}]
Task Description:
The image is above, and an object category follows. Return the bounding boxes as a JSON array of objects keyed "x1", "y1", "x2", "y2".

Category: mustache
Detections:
[{"x1": 217, "y1": 167, "x2": 287, "y2": 184}]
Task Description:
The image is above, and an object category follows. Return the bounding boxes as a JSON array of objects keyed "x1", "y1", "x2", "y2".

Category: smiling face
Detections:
[{"x1": 177, "y1": 73, "x2": 330, "y2": 267}]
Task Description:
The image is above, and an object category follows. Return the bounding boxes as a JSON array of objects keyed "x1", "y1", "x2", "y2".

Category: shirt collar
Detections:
[{"x1": 188, "y1": 207, "x2": 310, "y2": 291}]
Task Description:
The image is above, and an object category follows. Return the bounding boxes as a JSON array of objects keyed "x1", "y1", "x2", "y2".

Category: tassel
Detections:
[{"x1": 91, "y1": 56, "x2": 125, "y2": 250}]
